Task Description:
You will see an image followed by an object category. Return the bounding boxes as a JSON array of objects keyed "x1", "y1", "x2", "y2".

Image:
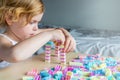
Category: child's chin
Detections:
[{"x1": 25, "y1": 36, "x2": 31, "y2": 39}]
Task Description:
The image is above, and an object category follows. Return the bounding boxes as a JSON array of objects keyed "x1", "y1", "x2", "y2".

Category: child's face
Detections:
[{"x1": 9, "y1": 13, "x2": 43, "y2": 40}]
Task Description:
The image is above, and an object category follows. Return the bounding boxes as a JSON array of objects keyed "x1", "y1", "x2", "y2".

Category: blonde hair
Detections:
[{"x1": 0, "y1": 0, "x2": 44, "y2": 28}]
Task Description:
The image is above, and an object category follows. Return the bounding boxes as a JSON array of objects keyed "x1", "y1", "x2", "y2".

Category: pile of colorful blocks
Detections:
[{"x1": 23, "y1": 54, "x2": 120, "y2": 80}]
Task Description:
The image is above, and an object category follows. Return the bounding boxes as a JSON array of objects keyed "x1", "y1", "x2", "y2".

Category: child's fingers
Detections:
[
  {"x1": 67, "y1": 40, "x2": 74, "y2": 52},
  {"x1": 66, "y1": 40, "x2": 73, "y2": 53},
  {"x1": 66, "y1": 39, "x2": 76, "y2": 52},
  {"x1": 64, "y1": 38, "x2": 70, "y2": 52},
  {"x1": 59, "y1": 38, "x2": 65, "y2": 46},
  {"x1": 70, "y1": 42, "x2": 76, "y2": 52},
  {"x1": 69, "y1": 44, "x2": 74, "y2": 52}
]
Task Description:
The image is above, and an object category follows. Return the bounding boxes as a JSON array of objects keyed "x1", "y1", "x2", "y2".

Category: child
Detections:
[{"x1": 0, "y1": 0, "x2": 76, "y2": 68}]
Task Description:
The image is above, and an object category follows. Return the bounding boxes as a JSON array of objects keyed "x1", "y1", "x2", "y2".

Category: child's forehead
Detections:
[{"x1": 31, "y1": 13, "x2": 43, "y2": 22}]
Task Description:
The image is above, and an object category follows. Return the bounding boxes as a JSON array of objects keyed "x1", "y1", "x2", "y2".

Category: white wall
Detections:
[{"x1": 41, "y1": 0, "x2": 120, "y2": 31}]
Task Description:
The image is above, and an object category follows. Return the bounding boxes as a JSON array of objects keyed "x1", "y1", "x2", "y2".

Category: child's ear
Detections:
[{"x1": 5, "y1": 13, "x2": 13, "y2": 26}]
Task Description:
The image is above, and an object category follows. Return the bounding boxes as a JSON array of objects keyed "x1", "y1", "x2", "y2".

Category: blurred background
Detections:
[{"x1": 41, "y1": 0, "x2": 120, "y2": 31}]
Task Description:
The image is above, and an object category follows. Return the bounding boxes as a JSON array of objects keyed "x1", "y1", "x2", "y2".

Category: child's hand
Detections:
[
  {"x1": 50, "y1": 29, "x2": 65, "y2": 45},
  {"x1": 58, "y1": 28, "x2": 76, "y2": 53}
]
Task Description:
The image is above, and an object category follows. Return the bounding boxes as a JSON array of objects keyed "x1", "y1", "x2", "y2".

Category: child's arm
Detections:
[
  {"x1": 37, "y1": 28, "x2": 56, "y2": 34},
  {"x1": 0, "y1": 30, "x2": 65, "y2": 62}
]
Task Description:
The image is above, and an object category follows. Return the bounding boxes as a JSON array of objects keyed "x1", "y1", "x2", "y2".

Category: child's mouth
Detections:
[{"x1": 30, "y1": 34, "x2": 34, "y2": 36}]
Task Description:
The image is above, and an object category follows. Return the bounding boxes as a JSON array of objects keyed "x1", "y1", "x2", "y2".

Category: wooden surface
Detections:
[{"x1": 0, "y1": 52, "x2": 79, "y2": 80}]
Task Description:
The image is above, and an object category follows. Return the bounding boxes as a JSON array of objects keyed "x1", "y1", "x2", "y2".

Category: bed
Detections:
[{"x1": 70, "y1": 28, "x2": 120, "y2": 58}]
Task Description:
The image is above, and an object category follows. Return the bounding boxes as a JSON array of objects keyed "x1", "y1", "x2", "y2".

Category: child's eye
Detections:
[{"x1": 29, "y1": 22, "x2": 35, "y2": 24}]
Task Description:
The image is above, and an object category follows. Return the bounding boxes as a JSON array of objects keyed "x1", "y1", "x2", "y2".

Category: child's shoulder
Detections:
[{"x1": 0, "y1": 35, "x2": 12, "y2": 47}]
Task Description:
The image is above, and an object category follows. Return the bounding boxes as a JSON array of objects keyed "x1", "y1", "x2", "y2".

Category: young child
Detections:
[{"x1": 0, "y1": 0, "x2": 76, "y2": 68}]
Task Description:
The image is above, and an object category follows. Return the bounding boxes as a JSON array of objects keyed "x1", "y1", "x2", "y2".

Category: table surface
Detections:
[{"x1": 0, "y1": 52, "x2": 80, "y2": 80}]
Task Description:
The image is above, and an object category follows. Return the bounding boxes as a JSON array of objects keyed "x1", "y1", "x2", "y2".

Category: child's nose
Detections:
[{"x1": 33, "y1": 26, "x2": 38, "y2": 31}]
